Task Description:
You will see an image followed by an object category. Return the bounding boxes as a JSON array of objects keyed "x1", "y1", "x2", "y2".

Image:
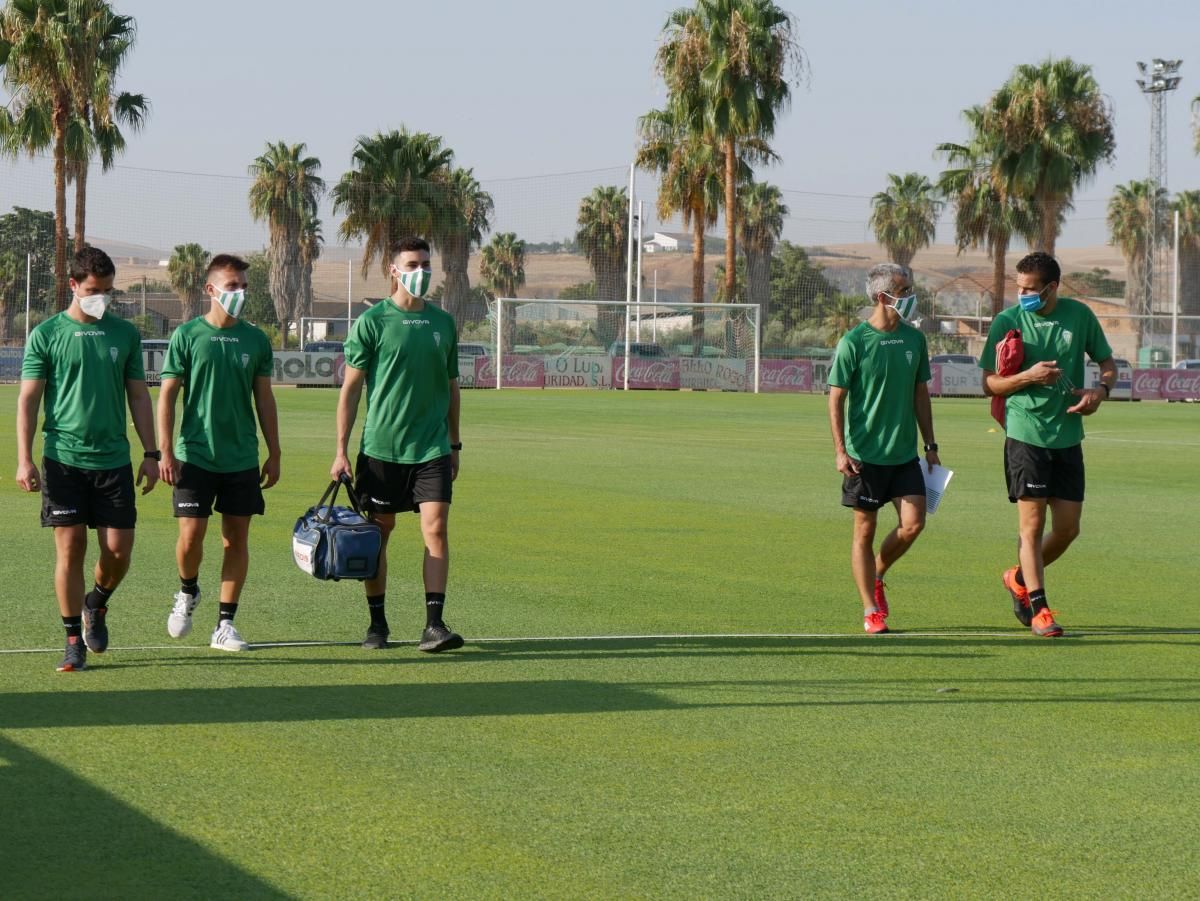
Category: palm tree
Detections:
[
  {"x1": 168, "y1": 243, "x2": 209, "y2": 324},
  {"x1": 981, "y1": 58, "x2": 1116, "y2": 256},
  {"x1": 331, "y1": 129, "x2": 454, "y2": 279},
  {"x1": 739, "y1": 180, "x2": 787, "y2": 323},
  {"x1": 436, "y1": 166, "x2": 493, "y2": 325},
  {"x1": 576, "y1": 185, "x2": 628, "y2": 346},
  {"x1": 297, "y1": 212, "x2": 323, "y2": 328},
  {"x1": 248, "y1": 141, "x2": 324, "y2": 348},
  {"x1": 1174, "y1": 190, "x2": 1200, "y2": 317},
  {"x1": 637, "y1": 107, "x2": 723, "y2": 353},
  {"x1": 1107, "y1": 180, "x2": 1168, "y2": 349},
  {"x1": 656, "y1": 0, "x2": 804, "y2": 306},
  {"x1": 0, "y1": 0, "x2": 141, "y2": 306},
  {"x1": 938, "y1": 109, "x2": 1039, "y2": 316},
  {"x1": 821, "y1": 295, "x2": 862, "y2": 347},
  {"x1": 479, "y1": 232, "x2": 525, "y2": 300},
  {"x1": 870, "y1": 173, "x2": 941, "y2": 269}
]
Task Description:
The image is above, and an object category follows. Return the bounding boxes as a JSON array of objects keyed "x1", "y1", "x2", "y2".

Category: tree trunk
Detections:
[
  {"x1": 74, "y1": 160, "x2": 88, "y2": 253},
  {"x1": 0, "y1": 298, "x2": 10, "y2": 343},
  {"x1": 990, "y1": 235, "x2": 1009, "y2": 317},
  {"x1": 692, "y1": 212, "x2": 706, "y2": 356},
  {"x1": 747, "y1": 242, "x2": 772, "y2": 343},
  {"x1": 53, "y1": 97, "x2": 69, "y2": 310},
  {"x1": 441, "y1": 237, "x2": 471, "y2": 326},
  {"x1": 1039, "y1": 198, "x2": 1059, "y2": 257},
  {"x1": 1181, "y1": 247, "x2": 1200, "y2": 317},
  {"x1": 724, "y1": 136, "x2": 737, "y2": 304}
]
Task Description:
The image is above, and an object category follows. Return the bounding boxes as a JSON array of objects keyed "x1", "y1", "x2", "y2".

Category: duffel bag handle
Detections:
[
  {"x1": 316, "y1": 473, "x2": 369, "y2": 523},
  {"x1": 337, "y1": 472, "x2": 369, "y2": 516}
]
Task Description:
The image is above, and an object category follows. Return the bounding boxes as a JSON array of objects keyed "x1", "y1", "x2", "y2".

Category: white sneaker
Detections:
[
  {"x1": 210, "y1": 620, "x2": 250, "y2": 652},
  {"x1": 167, "y1": 589, "x2": 201, "y2": 638}
]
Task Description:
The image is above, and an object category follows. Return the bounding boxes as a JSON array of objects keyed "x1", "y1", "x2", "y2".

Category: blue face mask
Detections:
[{"x1": 1018, "y1": 287, "x2": 1047, "y2": 313}]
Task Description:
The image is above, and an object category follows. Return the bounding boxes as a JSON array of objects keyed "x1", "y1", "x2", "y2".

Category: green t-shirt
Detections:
[
  {"x1": 828, "y1": 320, "x2": 931, "y2": 466},
  {"x1": 21, "y1": 311, "x2": 145, "y2": 470},
  {"x1": 979, "y1": 297, "x2": 1112, "y2": 449},
  {"x1": 343, "y1": 299, "x2": 459, "y2": 464},
  {"x1": 160, "y1": 316, "x2": 274, "y2": 473}
]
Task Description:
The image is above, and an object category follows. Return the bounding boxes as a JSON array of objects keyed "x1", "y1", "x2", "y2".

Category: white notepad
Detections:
[{"x1": 923, "y1": 464, "x2": 954, "y2": 514}]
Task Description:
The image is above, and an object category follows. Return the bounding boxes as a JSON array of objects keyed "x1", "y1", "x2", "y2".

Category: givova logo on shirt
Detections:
[{"x1": 402, "y1": 319, "x2": 430, "y2": 326}]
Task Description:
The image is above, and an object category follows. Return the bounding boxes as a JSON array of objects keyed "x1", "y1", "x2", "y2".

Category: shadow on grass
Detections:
[{"x1": 0, "y1": 735, "x2": 288, "y2": 900}]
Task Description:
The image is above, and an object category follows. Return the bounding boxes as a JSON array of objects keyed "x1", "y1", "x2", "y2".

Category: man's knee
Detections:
[{"x1": 900, "y1": 518, "x2": 924, "y2": 542}]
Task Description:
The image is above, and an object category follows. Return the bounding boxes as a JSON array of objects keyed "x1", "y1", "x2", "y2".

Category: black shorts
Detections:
[
  {"x1": 41, "y1": 457, "x2": 137, "y2": 529},
  {"x1": 841, "y1": 457, "x2": 925, "y2": 512},
  {"x1": 1004, "y1": 438, "x2": 1084, "y2": 503},
  {"x1": 173, "y1": 462, "x2": 265, "y2": 518},
  {"x1": 355, "y1": 453, "x2": 453, "y2": 515}
]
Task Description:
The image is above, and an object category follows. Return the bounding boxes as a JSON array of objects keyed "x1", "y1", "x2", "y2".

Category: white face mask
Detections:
[
  {"x1": 216, "y1": 289, "x2": 247, "y2": 318},
  {"x1": 77, "y1": 293, "x2": 111, "y2": 318},
  {"x1": 882, "y1": 291, "x2": 918, "y2": 322},
  {"x1": 393, "y1": 266, "x2": 432, "y2": 299}
]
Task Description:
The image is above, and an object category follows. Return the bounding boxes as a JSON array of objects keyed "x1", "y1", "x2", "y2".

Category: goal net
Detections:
[{"x1": 478, "y1": 298, "x2": 763, "y2": 391}]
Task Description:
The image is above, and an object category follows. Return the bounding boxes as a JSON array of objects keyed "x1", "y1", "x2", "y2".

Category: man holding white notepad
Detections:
[{"x1": 828, "y1": 263, "x2": 941, "y2": 635}]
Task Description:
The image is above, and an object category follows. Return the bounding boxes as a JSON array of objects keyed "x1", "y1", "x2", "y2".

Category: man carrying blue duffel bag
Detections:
[{"x1": 293, "y1": 474, "x2": 382, "y2": 583}]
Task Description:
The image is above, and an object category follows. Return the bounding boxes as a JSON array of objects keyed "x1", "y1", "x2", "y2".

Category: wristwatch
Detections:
[
  {"x1": 923, "y1": 443, "x2": 938, "y2": 453},
  {"x1": 1100, "y1": 383, "x2": 1111, "y2": 397},
  {"x1": 450, "y1": 443, "x2": 463, "y2": 451},
  {"x1": 144, "y1": 450, "x2": 162, "y2": 461}
]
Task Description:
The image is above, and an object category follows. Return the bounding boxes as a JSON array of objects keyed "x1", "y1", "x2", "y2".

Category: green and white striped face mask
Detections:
[
  {"x1": 883, "y1": 291, "x2": 918, "y2": 322},
  {"x1": 394, "y1": 266, "x2": 432, "y2": 299},
  {"x1": 217, "y1": 289, "x2": 247, "y2": 318}
]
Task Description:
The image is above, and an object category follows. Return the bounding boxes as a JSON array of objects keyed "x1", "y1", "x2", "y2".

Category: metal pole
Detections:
[
  {"x1": 347, "y1": 258, "x2": 352, "y2": 336},
  {"x1": 495, "y1": 298, "x2": 503, "y2": 389},
  {"x1": 753, "y1": 303, "x2": 761, "y2": 393},
  {"x1": 25, "y1": 253, "x2": 32, "y2": 343},
  {"x1": 653, "y1": 270, "x2": 658, "y2": 343},
  {"x1": 141, "y1": 275, "x2": 147, "y2": 320},
  {"x1": 1172, "y1": 208, "x2": 1180, "y2": 367},
  {"x1": 635, "y1": 201, "x2": 644, "y2": 342},
  {"x1": 624, "y1": 163, "x2": 635, "y2": 391}
]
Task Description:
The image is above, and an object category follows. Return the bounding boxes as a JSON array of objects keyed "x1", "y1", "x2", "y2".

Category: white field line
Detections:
[{"x1": 1, "y1": 629, "x2": 1198, "y2": 655}]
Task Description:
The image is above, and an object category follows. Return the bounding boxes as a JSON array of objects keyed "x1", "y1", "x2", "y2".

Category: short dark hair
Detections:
[
  {"x1": 70, "y1": 246, "x2": 116, "y2": 282},
  {"x1": 205, "y1": 253, "x2": 250, "y2": 280},
  {"x1": 390, "y1": 237, "x2": 430, "y2": 259},
  {"x1": 1015, "y1": 252, "x2": 1061, "y2": 287}
]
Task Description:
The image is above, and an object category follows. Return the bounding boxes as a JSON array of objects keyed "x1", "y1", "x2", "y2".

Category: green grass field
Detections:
[{"x1": 1, "y1": 385, "x2": 1198, "y2": 899}]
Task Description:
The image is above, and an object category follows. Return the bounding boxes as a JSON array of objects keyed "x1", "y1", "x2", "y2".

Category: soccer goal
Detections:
[{"x1": 483, "y1": 298, "x2": 763, "y2": 392}]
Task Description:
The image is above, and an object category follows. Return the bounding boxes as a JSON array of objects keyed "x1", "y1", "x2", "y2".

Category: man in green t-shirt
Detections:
[
  {"x1": 157, "y1": 254, "x2": 280, "y2": 652},
  {"x1": 828, "y1": 263, "x2": 940, "y2": 634},
  {"x1": 15, "y1": 246, "x2": 160, "y2": 672},
  {"x1": 330, "y1": 236, "x2": 463, "y2": 652},
  {"x1": 980, "y1": 252, "x2": 1116, "y2": 638}
]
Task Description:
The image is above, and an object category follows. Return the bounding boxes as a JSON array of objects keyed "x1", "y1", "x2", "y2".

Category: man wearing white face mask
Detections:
[
  {"x1": 157, "y1": 254, "x2": 279, "y2": 652},
  {"x1": 16, "y1": 246, "x2": 160, "y2": 672},
  {"x1": 331, "y1": 236, "x2": 463, "y2": 652},
  {"x1": 828, "y1": 262, "x2": 940, "y2": 634},
  {"x1": 980, "y1": 252, "x2": 1115, "y2": 638}
]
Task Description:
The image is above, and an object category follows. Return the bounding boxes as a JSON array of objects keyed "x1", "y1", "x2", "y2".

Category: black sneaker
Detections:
[
  {"x1": 419, "y1": 623, "x2": 464, "y2": 653},
  {"x1": 56, "y1": 636, "x2": 88, "y2": 672},
  {"x1": 361, "y1": 627, "x2": 390, "y2": 650},
  {"x1": 82, "y1": 605, "x2": 109, "y2": 653}
]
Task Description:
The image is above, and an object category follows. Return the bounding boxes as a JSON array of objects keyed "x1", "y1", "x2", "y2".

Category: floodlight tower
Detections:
[{"x1": 1136, "y1": 59, "x2": 1182, "y2": 318}]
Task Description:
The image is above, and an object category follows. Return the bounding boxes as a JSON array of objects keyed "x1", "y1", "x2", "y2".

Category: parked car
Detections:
[
  {"x1": 303, "y1": 341, "x2": 344, "y2": 353},
  {"x1": 608, "y1": 341, "x2": 671, "y2": 357},
  {"x1": 458, "y1": 342, "x2": 488, "y2": 357},
  {"x1": 1175, "y1": 359, "x2": 1200, "y2": 403},
  {"x1": 930, "y1": 353, "x2": 978, "y2": 366}
]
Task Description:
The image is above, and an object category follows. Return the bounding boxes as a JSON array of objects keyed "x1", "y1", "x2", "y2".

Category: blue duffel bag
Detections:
[{"x1": 292, "y1": 475, "x2": 382, "y2": 581}]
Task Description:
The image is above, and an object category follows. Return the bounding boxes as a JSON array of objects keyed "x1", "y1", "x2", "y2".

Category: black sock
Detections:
[
  {"x1": 1029, "y1": 589, "x2": 1048, "y2": 614},
  {"x1": 180, "y1": 575, "x2": 199, "y2": 598},
  {"x1": 1015, "y1": 569, "x2": 1026, "y2": 588},
  {"x1": 425, "y1": 592, "x2": 445, "y2": 627},
  {"x1": 62, "y1": 615, "x2": 83, "y2": 640},
  {"x1": 367, "y1": 594, "x2": 388, "y2": 631},
  {"x1": 85, "y1": 584, "x2": 113, "y2": 611},
  {"x1": 218, "y1": 602, "x2": 237, "y2": 623}
]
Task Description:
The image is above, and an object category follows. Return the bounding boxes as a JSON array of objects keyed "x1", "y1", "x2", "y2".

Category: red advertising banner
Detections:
[
  {"x1": 1131, "y1": 368, "x2": 1200, "y2": 400},
  {"x1": 475, "y1": 355, "x2": 545, "y2": 388},
  {"x1": 613, "y1": 357, "x2": 681, "y2": 390},
  {"x1": 759, "y1": 359, "x2": 813, "y2": 393}
]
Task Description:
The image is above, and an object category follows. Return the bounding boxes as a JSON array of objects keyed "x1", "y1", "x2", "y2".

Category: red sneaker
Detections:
[
  {"x1": 874, "y1": 579, "x2": 889, "y2": 618},
  {"x1": 863, "y1": 611, "x2": 888, "y2": 634},
  {"x1": 1031, "y1": 608, "x2": 1063, "y2": 638},
  {"x1": 1003, "y1": 567, "x2": 1032, "y2": 627}
]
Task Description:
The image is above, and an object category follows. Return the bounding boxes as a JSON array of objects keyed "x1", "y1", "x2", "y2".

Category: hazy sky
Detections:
[{"x1": 5, "y1": 0, "x2": 1200, "y2": 250}]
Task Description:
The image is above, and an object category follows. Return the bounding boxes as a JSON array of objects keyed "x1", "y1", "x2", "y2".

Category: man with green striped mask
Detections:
[
  {"x1": 157, "y1": 254, "x2": 280, "y2": 652},
  {"x1": 828, "y1": 262, "x2": 941, "y2": 634},
  {"x1": 330, "y1": 237, "x2": 463, "y2": 653}
]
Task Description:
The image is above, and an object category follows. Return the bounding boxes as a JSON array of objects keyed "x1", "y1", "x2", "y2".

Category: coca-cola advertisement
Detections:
[
  {"x1": 613, "y1": 357, "x2": 681, "y2": 390},
  {"x1": 475, "y1": 355, "x2": 545, "y2": 389},
  {"x1": 759, "y1": 359, "x2": 813, "y2": 393},
  {"x1": 1132, "y1": 368, "x2": 1200, "y2": 401}
]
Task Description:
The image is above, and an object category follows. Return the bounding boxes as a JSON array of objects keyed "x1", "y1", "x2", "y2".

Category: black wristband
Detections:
[
  {"x1": 144, "y1": 450, "x2": 162, "y2": 461},
  {"x1": 1100, "y1": 383, "x2": 1111, "y2": 397},
  {"x1": 923, "y1": 443, "x2": 938, "y2": 453},
  {"x1": 450, "y1": 443, "x2": 462, "y2": 451}
]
